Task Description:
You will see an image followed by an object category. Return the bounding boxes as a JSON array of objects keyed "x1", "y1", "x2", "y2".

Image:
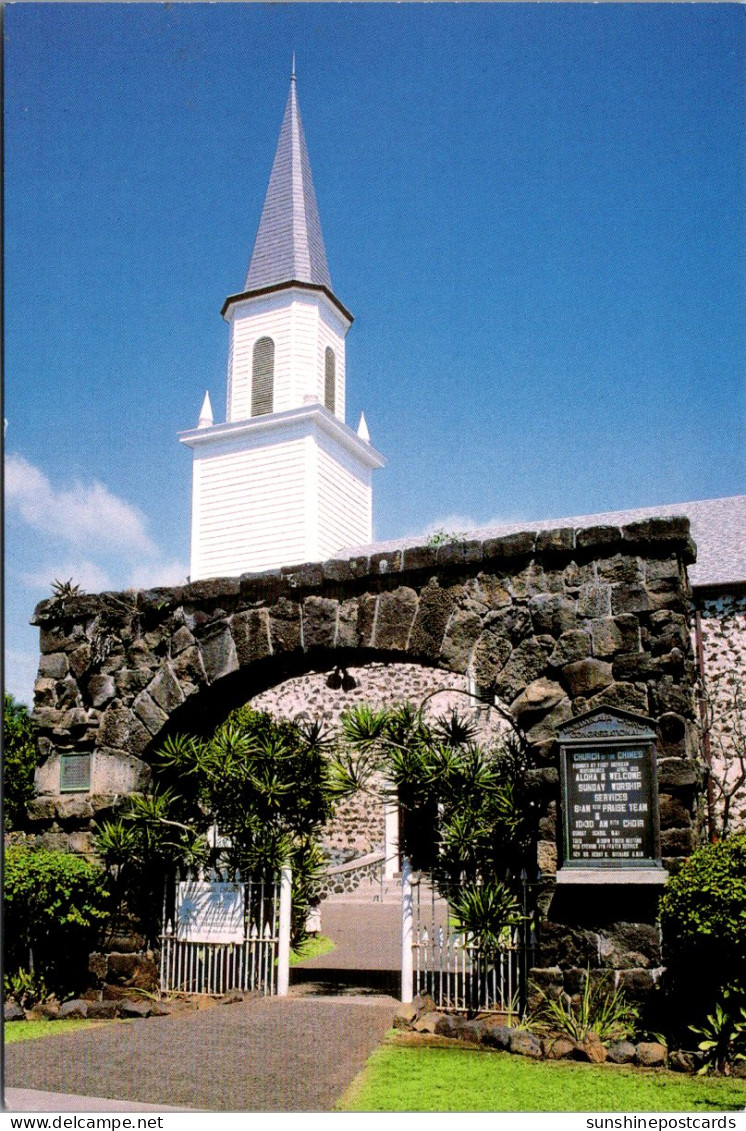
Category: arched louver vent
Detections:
[
  {"x1": 252, "y1": 337, "x2": 274, "y2": 416},
  {"x1": 325, "y1": 347, "x2": 336, "y2": 414}
]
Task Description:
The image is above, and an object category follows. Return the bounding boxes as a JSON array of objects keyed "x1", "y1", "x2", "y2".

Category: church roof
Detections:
[
  {"x1": 341, "y1": 496, "x2": 746, "y2": 590},
  {"x1": 244, "y1": 74, "x2": 333, "y2": 293}
]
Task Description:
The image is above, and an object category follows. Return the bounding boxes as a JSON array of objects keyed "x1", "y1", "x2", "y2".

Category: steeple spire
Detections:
[{"x1": 244, "y1": 74, "x2": 332, "y2": 293}]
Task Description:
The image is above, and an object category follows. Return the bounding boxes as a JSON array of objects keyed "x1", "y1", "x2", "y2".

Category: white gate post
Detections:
[
  {"x1": 401, "y1": 856, "x2": 413, "y2": 1003},
  {"x1": 277, "y1": 864, "x2": 292, "y2": 996}
]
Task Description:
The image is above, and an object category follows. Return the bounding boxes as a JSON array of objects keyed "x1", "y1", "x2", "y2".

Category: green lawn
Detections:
[
  {"x1": 338, "y1": 1041, "x2": 746, "y2": 1112},
  {"x1": 289, "y1": 933, "x2": 335, "y2": 966},
  {"x1": 4, "y1": 1019, "x2": 116, "y2": 1044}
]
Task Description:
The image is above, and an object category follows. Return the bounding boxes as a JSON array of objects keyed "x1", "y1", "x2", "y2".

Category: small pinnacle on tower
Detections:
[
  {"x1": 198, "y1": 390, "x2": 214, "y2": 429},
  {"x1": 291, "y1": 51, "x2": 296, "y2": 82},
  {"x1": 357, "y1": 412, "x2": 370, "y2": 443}
]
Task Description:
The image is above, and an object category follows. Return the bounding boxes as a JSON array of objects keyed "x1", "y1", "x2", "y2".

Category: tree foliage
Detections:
[
  {"x1": 658, "y1": 832, "x2": 746, "y2": 1032},
  {"x1": 4, "y1": 846, "x2": 110, "y2": 996},
  {"x1": 3, "y1": 693, "x2": 40, "y2": 829},
  {"x1": 95, "y1": 707, "x2": 335, "y2": 946}
]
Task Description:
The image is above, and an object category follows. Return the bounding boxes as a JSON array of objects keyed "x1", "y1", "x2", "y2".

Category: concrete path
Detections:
[
  {"x1": 4, "y1": 995, "x2": 397, "y2": 1112},
  {"x1": 4, "y1": 1089, "x2": 193, "y2": 1113}
]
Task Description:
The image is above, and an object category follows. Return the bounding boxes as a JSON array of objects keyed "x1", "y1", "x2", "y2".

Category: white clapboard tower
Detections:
[{"x1": 181, "y1": 69, "x2": 385, "y2": 581}]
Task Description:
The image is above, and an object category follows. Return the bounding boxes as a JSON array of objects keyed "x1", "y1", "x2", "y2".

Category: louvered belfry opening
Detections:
[
  {"x1": 324, "y1": 347, "x2": 336, "y2": 413},
  {"x1": 252, "y1": 337, "x2": 275, "y2": 416}
]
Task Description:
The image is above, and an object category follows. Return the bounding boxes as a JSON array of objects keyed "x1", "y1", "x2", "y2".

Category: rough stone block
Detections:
[
  {"x1": 549, "y1": 630, "x2": 592, "y2": 668},
  {"x1": 611, "y1": 583, "x2": 652, "y2": 616},
  {"x1": 575, "y1": 526, "x2": 622, "y2": 550},
  {"x1": 660, "y1": 827, "x2": 695, "y2": 855},
  {"x1": 607, "y1": 1040, "x2": 637, "y2": 1065},
  {"x1": 119, "y1": 999, "x2": 152, "y2": 1018},
  {"x1": 573, "y1": 1033, "x2": 607, "y2": 1063},
  {"x1": 635, "y1": 1041, "x2": 667, "y2": 1068},
  {"x1": 508, "y1": 1030, "x2": 543, "y2": 1058},
  {"x1": 98, "y1": 704, "x2": 133, "y2": 750},
  {"x1": 113, "y1": 669, "x2": 151, "y2": 698},
  {"x1": 87, "y1": 674, "x2": 116, "y2": 708},
  {"x1": 668, "y1": 1050, "x2": 700, "y2": 1074},
  {"x1": 482, "y1": 531, "x2": 535, "y2": 562},
  {"x1": 133, "y1": 691, "x2": 169, "y2": 737},
  {"x1": 268, "y1": 598, "x2": 302, "y2": 654},
  {"x1": 577, "y1": 584, "x2": 612, "y2": 619},
  {"x1": 494, "y1": 639, "x2": 548, "y2": 703},
  {"x1": 536, "y1": 527, "x2": 576, "y2": 555},
  {"x1": 374, "y1": 587, "x2": 419, "y2": 651},
  {"x1": 186, "y1": 577, "x2": 240, "y2": 603},
  {"x1": 543, "y1": 1036, "x2": 575, "y2": 1060},
  {"x1": 529, "y1": 593, "x2": 578, "y2": 637},
  {"x1": 322, "y1": 558, "x2": 354, "y2": 583},
  {"x1": 86, "y1": 1001, "x2": 119, "y2": 1019},
  {"x1": 481, "y1": 1023, "x2": 512, "y2": 1050},
  {"x1": 597, "y1": 555, "x2": 645, "y2": 584},
  {"x1": 55, "y1": 795, "x2": 94, "y2": 823},
  {"x1": 197, "y1": 621, "x2": 239, "y2": 682},
  {"x1": 413, "y1": 1010, "x2": 440, "y2": 1034},
  {"x1": 397, "y1": 544, "x2": 435, "y2": 573},
  {"x1": 4, "y1": 1001, "x2": 26, "y2": 1022},
  {"x1": 585, "y1": 681, "x2": 649, "y2": 714},
  {"x1": 336, "y1": 599, "x2": 360, "y2": 649},
  {"x1": 370, "y1": 550, "x2": 403, "y2": 575},
  {"x1": 649, "y1": 677, "x2": 694, "y2": 719},
  {"x1": 475, "y1": 574, "x2": 512, "y2": 610},
  {"x1": 303, "y1": 596, "x2": 339, "y2": 650},
  {"x1": 597, "y1": 923, "x2": 661, "y2": 970},
  {"x1": 407, "y1": 579, "x2": 455, "y2": 659},
  {"x1": 658, "y1": 794, "x2": 691, "y2": 829},
  {"x1": 59, "y1": 999, "x2": 88, "y2": 1020},
  {"x1": 440, "y1": 609, "x2": 482, "y2": 673},
  {"x1": 511, "y1": 678, "x2": 566, "y2": 721},
  {"x1": 562, "y1": 658, "x2": 613, "y2": 697},
  {"x1": 27, "y1": 797, "x2": 58, "y2": 822},
  {"x1": 39, "y1": 653, "x2": 71, "y2": 680},
  {"x1": 231, "y1": 609, "x2": 272, "y2": 667},
  {"x1": 281, "y1": 562, "x2": 324, "y2": 590},
  {"x1": 616, "y1": 969, "x2": 657, "y2": 1005},
  {"x1": 622, "y1": 516, "x2": 690, "y2": 548},
  {"x1": 146, "y1": 664, "x2": 185, "y2": 714},
  {"x1": 170, "y1": 646, "x2": 207, "y2": 692}
]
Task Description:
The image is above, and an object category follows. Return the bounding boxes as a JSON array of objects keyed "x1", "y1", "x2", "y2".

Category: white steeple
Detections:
[{"x1": 180, "y1": 70, "x2": 385, "y2": 582}]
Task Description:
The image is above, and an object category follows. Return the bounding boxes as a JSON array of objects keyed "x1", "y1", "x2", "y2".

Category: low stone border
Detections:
[
  {"x1": 394, "y1": 995, "x2": 704, "y2": 1074},
  {"x1": 4, "y1": 991, "x2": 249, "y2": 1025}
]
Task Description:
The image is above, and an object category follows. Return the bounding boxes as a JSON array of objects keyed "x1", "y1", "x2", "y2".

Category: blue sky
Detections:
[{"x1": 5, "y1": 3, "x2": 745, "y2": 705}]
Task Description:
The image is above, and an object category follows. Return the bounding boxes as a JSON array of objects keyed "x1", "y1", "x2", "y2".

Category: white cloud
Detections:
[
  {"x1": 419, "y1": 511, "x2": 531, "y2": 539},
  {"x1": 4, "y1": 649, "x2": 40, "y2": 707},
  {"x1": 5, "y1": 452, "x2": 156, "y2": 553},
  {"x1": 127, "y1": 559, "x2": 189, "y2": 590},
  {"x1": 19, "y1": 559, "x2": 115, "y2": 594}
]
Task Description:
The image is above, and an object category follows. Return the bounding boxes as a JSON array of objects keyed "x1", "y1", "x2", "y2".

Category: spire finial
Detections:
[{"x1": 291, "y1": 51, "x2": 296, "y2": 82}]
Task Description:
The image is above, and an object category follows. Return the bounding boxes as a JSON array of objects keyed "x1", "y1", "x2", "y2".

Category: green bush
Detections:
[
  {"x1": 4, "y1": 846, "x2": 110, "y2": 996},
  {"x1": 658, "y1": 833, "x2": 746, "y2": 1030},
  {"x1": 3, "y1": 694, "x2": 40, "y2": 829}
]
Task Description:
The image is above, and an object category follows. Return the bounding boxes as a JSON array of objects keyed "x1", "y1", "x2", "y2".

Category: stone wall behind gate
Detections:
[{"x1": 25, "y1": 516, "x2": 705, "y2": 1006}]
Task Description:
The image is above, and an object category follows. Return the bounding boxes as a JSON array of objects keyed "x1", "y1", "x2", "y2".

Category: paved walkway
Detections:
[{"x1": 4, "y1": 995, "x2": 397, "y2": 1112}]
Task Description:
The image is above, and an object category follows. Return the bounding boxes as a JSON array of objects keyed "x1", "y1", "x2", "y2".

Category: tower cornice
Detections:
[{"x1": 221, "y1": 279, "x2": 353, "y2": 326}]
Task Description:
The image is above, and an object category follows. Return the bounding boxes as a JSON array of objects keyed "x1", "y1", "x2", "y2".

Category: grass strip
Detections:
[
  {"x1": 338, "y1": 1041, "x2": 746, "y2": 1113},
  {"x1": 289, "y1": 934, "x2": 336, "y2": 966},
  {"x1": 4, "y1": 1019, "x2": 119, "y2": 1044}
]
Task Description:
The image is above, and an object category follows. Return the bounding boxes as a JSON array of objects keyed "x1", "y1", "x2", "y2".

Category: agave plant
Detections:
[
  {"x1": 529, "y1": 967, "x2": 638, "y2": 1043},
  {"x1": 447, "y1": 879, "x2": 523, "y2": 962}
]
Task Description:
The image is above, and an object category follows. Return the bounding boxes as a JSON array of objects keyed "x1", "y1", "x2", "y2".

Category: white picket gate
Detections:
[
  {"x1": 401, "y1": 860, "x2": 528, "y2": 1014},
  {"x1": 160, "y1": 866, "x2": 291, "y2": 997}
]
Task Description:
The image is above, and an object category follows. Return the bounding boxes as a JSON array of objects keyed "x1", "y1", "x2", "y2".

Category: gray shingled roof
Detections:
[
  {"x1": 244, "y1": 76, "x2": 332, "y2": 293},
  {"x1": 340, "y1": 496, "x2": 746, "y2": 589}
]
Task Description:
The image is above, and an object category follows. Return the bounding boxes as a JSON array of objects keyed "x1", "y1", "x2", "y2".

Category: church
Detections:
[
  {"x1": 175, "y1": 70, "x2": 746, "y2": 847},
  {"x1": 27, "y1": 68, "x2": 745, "y2": 867}
]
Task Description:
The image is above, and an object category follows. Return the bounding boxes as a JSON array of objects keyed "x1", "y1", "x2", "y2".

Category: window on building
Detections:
[
  {"x1": 60, "y1": 753, "x2": 91, "y2": 793},
  {"x1": 252, "y1": 337, "x2": 274, "y2": 416},
  {"x1": 324, "y1": 347, "x2": 336, "y2": 414}
]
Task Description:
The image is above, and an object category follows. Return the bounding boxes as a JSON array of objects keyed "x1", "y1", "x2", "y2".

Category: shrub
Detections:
[
  {"x1": 4, "y1": 846, "x2": 110, "y2": 997},
  {"x1": 528, "y1": 970, "x2": 638, "y2": 1043},
  {"x1": 3, "y1": 693, "x2": 40, "y2": 829},
  {"x1": 658, "y1": 833, "x2": 746, "y2": 1031}
]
